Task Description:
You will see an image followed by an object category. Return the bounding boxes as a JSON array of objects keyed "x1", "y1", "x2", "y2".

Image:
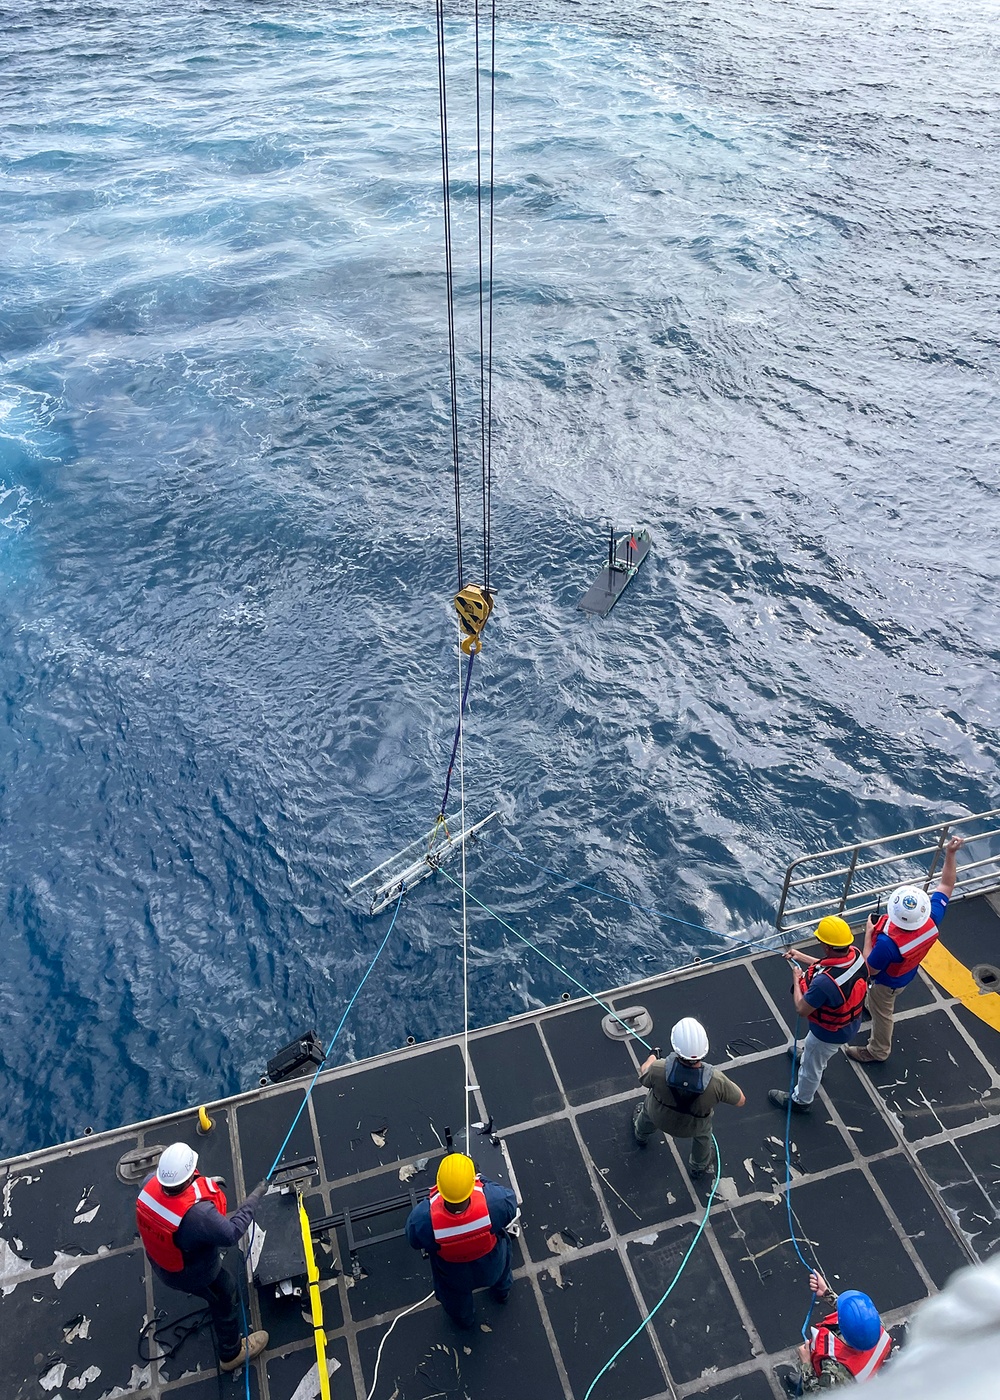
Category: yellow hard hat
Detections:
[
  {"x1": 815, "y1": 915, "x2": 853, "y2": 947},
  {"x1": 436, "y1": 1152, "x2": 476, "y2": 1204}
]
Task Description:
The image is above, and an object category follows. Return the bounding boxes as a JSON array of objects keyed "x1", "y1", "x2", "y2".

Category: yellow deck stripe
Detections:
[{"x1": 921, "y1": 942, "x2": 1000, "y2": 1032}]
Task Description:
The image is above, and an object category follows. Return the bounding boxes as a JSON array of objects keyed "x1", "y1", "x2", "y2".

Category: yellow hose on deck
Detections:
[{"x1": 297, "y1": 1190, "x2": 331, "y2": 1400}]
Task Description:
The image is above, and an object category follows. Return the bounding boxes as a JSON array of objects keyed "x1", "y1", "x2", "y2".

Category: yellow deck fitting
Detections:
[{"x1": 196, "y1": 1105, "x2": 214, "y2": 1135}]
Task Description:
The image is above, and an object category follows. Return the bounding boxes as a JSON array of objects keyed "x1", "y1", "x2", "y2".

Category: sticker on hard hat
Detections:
[{"x1": 902, "y1": 894, "x2": 918, "y2": 909}]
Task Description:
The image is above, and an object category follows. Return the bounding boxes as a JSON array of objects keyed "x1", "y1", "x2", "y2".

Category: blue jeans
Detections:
[{"x1": 793, "y1": 1032, "x2": 840, "y2": 1106}]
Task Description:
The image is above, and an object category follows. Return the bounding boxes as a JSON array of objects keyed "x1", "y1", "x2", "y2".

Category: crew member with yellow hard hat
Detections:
[
  {"x1": 404, "y1": 1152, "x2": 518, "y2": 1329},
  {"x1": 769, "y1": 916, "x2": 868, "y2": 1115}
]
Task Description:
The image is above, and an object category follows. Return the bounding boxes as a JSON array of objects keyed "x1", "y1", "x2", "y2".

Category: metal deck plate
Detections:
[{"x1": 3, "y1": 892, "x2": 1000, "y2": 1400}]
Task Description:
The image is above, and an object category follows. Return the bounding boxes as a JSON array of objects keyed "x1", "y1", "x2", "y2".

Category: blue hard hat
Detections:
[{"x1": 837, "y1": 1291, "x2": 882, "y2": 1351}]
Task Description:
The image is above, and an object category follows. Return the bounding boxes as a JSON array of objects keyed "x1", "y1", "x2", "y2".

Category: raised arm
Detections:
[{"x1": 937, "y1": 835, "x2": 964, "y2": 899}]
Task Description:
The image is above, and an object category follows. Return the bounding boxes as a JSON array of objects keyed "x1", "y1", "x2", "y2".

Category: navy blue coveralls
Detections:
[
  {"x1": 405, "y1": 1178, "x2": 518, "y2": 1328},
  {"x1": 141, "y1": 1174, "x2": 263, "y2": 1361}
]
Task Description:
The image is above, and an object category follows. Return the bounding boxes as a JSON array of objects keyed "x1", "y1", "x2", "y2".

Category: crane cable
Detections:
[{"x1": 435, "y1": 0, "x2": 496, "y2": 653}]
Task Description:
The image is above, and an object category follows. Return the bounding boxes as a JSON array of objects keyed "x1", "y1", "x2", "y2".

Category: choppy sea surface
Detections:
[{"x1": 1, "y1": 0, "x2": 998, "y2": 1157}]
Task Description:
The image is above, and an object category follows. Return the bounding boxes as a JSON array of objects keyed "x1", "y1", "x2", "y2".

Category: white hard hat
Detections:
[
  {"x1": 156, "y1": 1142, "x2": 198, "y2": 1189},
  {"x1": 887, "y1": 884, "x2": 931, "y2": 931},
  {"x1": 670, "y1": 1017, "x2": 709, "y2": 1061}
]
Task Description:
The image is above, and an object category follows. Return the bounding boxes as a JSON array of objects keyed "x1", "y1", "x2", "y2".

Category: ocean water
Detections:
[{"x1": 1, "y1": 0, "x2": 998, "y2": 1158}]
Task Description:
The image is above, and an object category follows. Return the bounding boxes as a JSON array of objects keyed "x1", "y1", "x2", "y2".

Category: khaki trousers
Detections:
[{"x1": 865, "y1": 981, "x2": 899, "y2": 1060}]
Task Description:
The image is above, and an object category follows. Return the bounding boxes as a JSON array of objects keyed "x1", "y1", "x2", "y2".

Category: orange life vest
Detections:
[
  {"x1": 136, "y1": 1173, "x2": 228, "y2": 1272},
  {"x1": 804, "y1": 949, "x2": 868, "y2": 1032},
  {"x1": 810, "y1": 1311, "x2": 892, "y2": 1381},
  {"x1": 871, "y1": 912, "x2": 939, "y2": 980},
  {"x1": 428, "y1": 1180, "x2": 497, "y2": 1264}
]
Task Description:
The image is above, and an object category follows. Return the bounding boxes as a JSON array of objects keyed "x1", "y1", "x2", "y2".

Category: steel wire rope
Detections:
[
  {"x1": 456, "y1": 641, "x2": 473, "y2": 1148},
  {"x1": 436, "y1": 868, "x2": 653, "y2": 1049},
  {"x1": 474, "y1": 0, "x2": 489, "y2": 586},
  {"x1": 434, "y1": 0, "x2": 463, "y2": 591},
  {"x1": 784, "y1": 1015, "x2": 828, "y2": 1343},
  {"x1": 584, "y1": 1133, "x2": 722, "y2": 1399},
  {"x1": 484, "y1": 0, "x2": 497, "y2": 594}
]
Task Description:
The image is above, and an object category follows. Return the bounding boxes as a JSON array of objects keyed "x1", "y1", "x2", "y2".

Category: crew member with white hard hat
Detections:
[
  {"x1": 136, "y1": 1142, "x2": 268, "y2": 1373},
  {"x1": 633, "y1": 1018, "x2": 745, "y2": 1178},
  {"x1": 847, "y1": 835, "x2": 964, "y2": 1064}
]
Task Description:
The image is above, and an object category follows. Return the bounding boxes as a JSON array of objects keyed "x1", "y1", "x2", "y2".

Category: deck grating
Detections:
[{"x1": 2, "y1": 893, "x2": 999, "y2": 1400}]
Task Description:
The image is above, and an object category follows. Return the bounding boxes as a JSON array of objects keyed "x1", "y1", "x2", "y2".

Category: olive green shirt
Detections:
[{"x1": 640, "y1": 1060, "x2": 743, "y2": 1138}]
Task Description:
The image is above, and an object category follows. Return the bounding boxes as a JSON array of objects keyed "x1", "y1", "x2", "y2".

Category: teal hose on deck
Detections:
[{"x1": 584, "y1": 1134, "x2": 722, "y2": 1399}]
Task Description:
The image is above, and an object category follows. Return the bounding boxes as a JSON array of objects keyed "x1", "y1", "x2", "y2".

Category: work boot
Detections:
[
  {"x1": 632, "y1": 1107, "x2": 649, "y2": 1148},
  {"x1": 781, "y1": 1372, "x2": 804, "y2": 1397},
  {"x1": 769, "y1": 1089, "x2": 810, "y2": 1114},
  {"x1": 845, "y1": 1045, "x2": 885, "y2": 1064},
  {"x1": 219, "y1": 1331, "x2": 268, "y2": 1372},
  {"x1": 786, "y1": 1043, "x2": 801, "y2": 1061}
]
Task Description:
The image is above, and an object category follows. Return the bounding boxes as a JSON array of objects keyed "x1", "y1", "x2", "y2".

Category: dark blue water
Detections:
[{"x1": 2, "y1": 0, "x2": 998, "y2": 1158}]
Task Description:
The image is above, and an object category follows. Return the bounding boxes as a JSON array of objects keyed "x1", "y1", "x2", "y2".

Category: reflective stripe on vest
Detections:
[
  {"x1": 136, "y1": 1173, "x2": 228, "y2": 1273},
  {"x1": 811, "y1": 1313, "x2": 891, "y2": 1380},
  {"x1": 804, "y1": 950, "x2": 867, "y2": 1032},
  {"x1": 428, "y1": 1181, "x2": 497, "y2": 1264},
  {"x1": 874, "y1": 913, "x2": 940, "y2": 980}
]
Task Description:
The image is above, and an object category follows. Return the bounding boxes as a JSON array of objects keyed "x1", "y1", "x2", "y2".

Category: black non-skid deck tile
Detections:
[
  {"x1": 538, "y1": 1001, "x2": 641, "y2": 1106},
  {"x1": 707, "y1": 1056, "x2": 853, "y2": 1204},
  {"x1": 339, "y1": 1228, "x2": 445, "y2": 1323},
  {"x1": 713, "y1": 1167, "x2": 926, "y2": 1356},
  {"x1": 471, "y1": 1021, "x2": 563, "y2": 1127},
  {"x1": 858, "y1": 1009, "x2": 1000, "y2": 1141},
  {"x1": 354, "y1": 1277, "x2": 563, "y2": 1399},
  {"x1": 916, "y1": 1141, "x2": 1000, "y2": 1260},
  {"x1": 576, "y1": 1099, "x2": 698, "y2": 1230},
  {"x1": 311, "y1": 1045, "x2": 467, "y2": 1182},
  {"x1": 627, "y1": 963, "x2": 788, "y2": 1063},
  {"x1": 951, "y1": 1001, "x2": 1000, "y2": 1070},
  {"x1": 236, "y1": 1087, "x2": 319, "y2": 1187},
  {"x1": 869, "y1": 1154, "x2": 971, "y2": 1287},
  {"x1": 265, "y1": 1334, "x2": 350, "y2": 1400},
  {"x1": 0, "y1": 1249, "x2": 148, "y2": 1399},
  {"x1": 503, "y1": 1116, "x2": 609, "y2": 1259},
  {"x1": 688, "y1": 1367, "x2": 779, "y2": 1400},
  {"x1": 160, "y1": 1371, "x2": 261, "y2": 1399},
  {"x1": 540, "y1": 1247, "x2": 665, "y2": 1399},
  {"x1": 627, "y1": 1221, "x2": 755, "y2": 1385},
  {"x1": 816, "y1": 1051, "x2": 898, "y2": 1157},
  {"x1": 931, "y1": 894, "x2": 1000, "y2": 974},
  {"x1": 0, "y1": 1137, "x2": 141, "y2": 1267}
]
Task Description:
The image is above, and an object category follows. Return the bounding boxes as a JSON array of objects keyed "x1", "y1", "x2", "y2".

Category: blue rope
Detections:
[
  {"x1": 266, "y1": 890, "x2": 404, "y2": 1180},
  {"x1": 436, "y1": 868, "x2": 654, "y2": 1050},
  {"x1": 785, "y1": 1015, "x2": 819, "y2": 1342},
  {"x1": 507, "y1": 848, "x2": 730, "y2": 940},
  {"x1": 237, "y1": 1278, "x2": 252, "y2": 1399},
  {"x1": 584, "y1": 1134, "x2": 722, "y2": 1399},
  {"x1": 438, "y1": 650, "x2": 476, "y2": 819}
]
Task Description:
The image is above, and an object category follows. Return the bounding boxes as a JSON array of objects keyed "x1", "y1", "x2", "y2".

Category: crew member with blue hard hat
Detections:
[
  {"x1": 770, "y1": 916, "x2": 868, "y2": 1115},
  {"x1": 136, "y1": 1142, "x2": 268, "y2": 1373},
  {"x1": 781, "y1": 1269, "x2": 891, "y2": 1394},
  {"x1": 633, "y1": 1017, "x2": 745, "y2": 1178},
  {"x1": 405, "y1": 1152, "x2": 519, "y2": 1329},
  {"x1": 847, "y1": 836, "x2": 964, "y2": 1064}
]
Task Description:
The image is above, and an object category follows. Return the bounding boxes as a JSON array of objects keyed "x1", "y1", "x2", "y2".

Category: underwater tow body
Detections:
[{"x1": 346, "y1": 809, "x2": 502, "y2": 915}]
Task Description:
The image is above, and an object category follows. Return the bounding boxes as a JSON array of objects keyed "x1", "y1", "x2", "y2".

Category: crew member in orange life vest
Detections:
[
  {"x1": 847, "y1": 835, "x2": 964, "y2": 1064},
  {"x1": 781, "y1": 1269, "x2": 891, "y2": 1394},
  {"x1": 769, "y1": 916, "x2": 868, "y2": 1115},
  {"x1": 136, "y1": 1143, "x2": 268, "y2": 1373},
  {"x1": 404, "y1": 1152, "x2": 518, "y2": 1329}
]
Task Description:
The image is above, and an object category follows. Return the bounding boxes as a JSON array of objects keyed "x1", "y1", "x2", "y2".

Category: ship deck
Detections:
[{"x1": 3, "y1": 891, "x2": 1000, "y2": 1400}]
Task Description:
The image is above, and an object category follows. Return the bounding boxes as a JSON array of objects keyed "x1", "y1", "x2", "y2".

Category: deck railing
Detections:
[{"x1": 776, "y1": 806, "x2": 1000, "y2": 935}]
